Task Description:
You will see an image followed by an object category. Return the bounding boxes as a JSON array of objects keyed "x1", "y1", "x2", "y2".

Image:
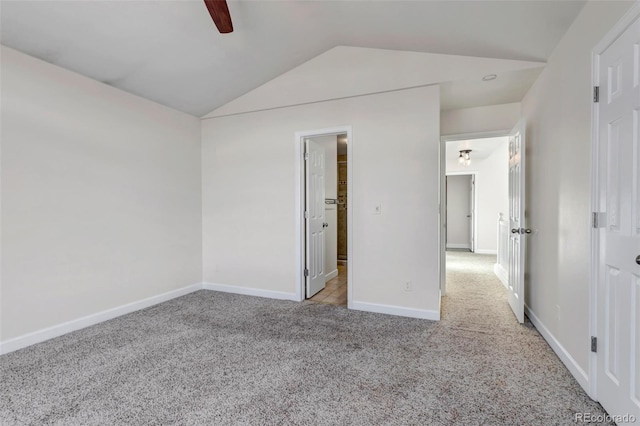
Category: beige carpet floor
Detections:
[{"x1": 0, "y1": 251, "x2": 612, "y2": 425}]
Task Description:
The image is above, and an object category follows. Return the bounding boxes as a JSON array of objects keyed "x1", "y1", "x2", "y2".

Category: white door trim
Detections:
[
  {"x1": 440, "y1": 130, "x2": 510, "y2": 296},
  {"x1": 295, "y1": 126, "x2": 353, "y2": 308},
  {"x1": 589, "y1": 0, "x2": 640, "y2": 401}
]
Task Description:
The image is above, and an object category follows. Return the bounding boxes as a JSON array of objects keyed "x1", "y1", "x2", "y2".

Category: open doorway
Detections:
[
  {"x1": 295, "y1": 127, "x2": 352, "y2": 308},
  {"x1": 441, "y1": 135, "x2": 510, "y2": 299}
]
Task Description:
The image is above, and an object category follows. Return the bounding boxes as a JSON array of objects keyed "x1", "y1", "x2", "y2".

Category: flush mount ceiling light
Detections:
[
  {"x1": 458, "y1": 149, "x2": 472, "y2": 166},
  {"x1": 482, "y1": 74, "x2": 497, "y2": 81}
]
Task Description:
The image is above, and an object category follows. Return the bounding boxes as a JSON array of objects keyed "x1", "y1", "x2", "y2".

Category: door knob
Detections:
[
  {"x1": 636, "y1": 255, "x2": 640, "y2": 265},
  {"x1": 511, "y1": 228, "x2": 519, "y2": 234},
  {"x1": 323, "y1": 222, "x2": 329, "y2": 228},
  {"x1": 523, "y1": 229, "x2": 532, "y2": 234}
]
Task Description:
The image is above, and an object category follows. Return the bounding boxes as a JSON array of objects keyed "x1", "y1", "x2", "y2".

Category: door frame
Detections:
[
  {"x1": 440, "y1": 130, "x2": 510, "y2": 296},
  {"x1": 445, "y1": 172, "x2": 478, "y2": 253},
  {"x1": 589, "y1": 1, "x2": 640, "y2": 401},
  {"x1": 295, "y1": 126, "x2": 353, "y2": 308}
]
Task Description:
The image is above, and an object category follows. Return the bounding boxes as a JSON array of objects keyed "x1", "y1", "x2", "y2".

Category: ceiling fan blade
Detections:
[{"x1": 204, "y1": 0, "x2": 233, "y2": 34}]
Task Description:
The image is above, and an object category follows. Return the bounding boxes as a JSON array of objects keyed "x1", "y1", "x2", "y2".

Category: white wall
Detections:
[
  {"x1": 309, "y1": 135, "x2": 338, "y2": 280},
  {"x1": 1, "y1": 47, "x2": 202, "y2": 341},
  {"x1": 202, "y1": 85, "x2": 440, "y2": 317},
  {"x1": 521, "y1": 0, "x2": 635, "y2": 389},
  {"x1": 476, "y1": 144, "x2": 509, "y2": 253},
  {"x1": 441, "y1": 103, "x2": 521, "y2": 135},
  {"x1": 446, "y1": 175, "x2": 472, "y2": 249},
  {"x1": 447, "y1": 141, "x2": 509, "y2": 253}
]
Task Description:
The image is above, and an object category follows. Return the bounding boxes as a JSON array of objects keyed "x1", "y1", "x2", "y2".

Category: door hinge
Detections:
[
  {"x1": 304, "y1": 152, "x2": 309, "y2": 161},
  {"x1": 593, "y1": 86, "x2": 599, "y2": 103},
  {"x1": 304, "y1": 268, "x2": 309, "y2": 277},
  {"x1": 592, "y1": 212, "x2": 605, "y2": 228},
  {"x1": 304, "y1": 210, "x2": 309, "y2": 219},
  {"x1": 591, "y1": 336, "x2": 597, "y2": 353}
]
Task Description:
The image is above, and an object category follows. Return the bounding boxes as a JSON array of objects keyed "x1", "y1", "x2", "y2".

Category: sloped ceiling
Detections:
[
  {"x1": 0, "y1": 1, "x2": 586, "y2": 116},
  {"x1": 204, "y1": 46, "x2": 545, "y2": 117},
  {"x1": 440, "y1": 67, "x2": 544, "y2": 111}
]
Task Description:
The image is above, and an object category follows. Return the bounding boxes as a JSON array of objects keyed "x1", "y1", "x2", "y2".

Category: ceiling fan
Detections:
[{"x1": 203, "y1": 0, "x2": 233, "y2": 34}]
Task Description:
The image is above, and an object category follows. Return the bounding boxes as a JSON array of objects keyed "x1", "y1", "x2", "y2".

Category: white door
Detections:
[
  {"x1": 470, "y1": 175, "x2": 475, "y2": 252},
  {"x1": 305, "y1": 139, "x2": 326, "y2": 297},
  {"x1": 508, "y1": 119, "x2": 526, "y2": 323},
  {"x1": 595, "y1": 13, "x2": 640, "y2": 422},
  {"x1": 446, "y1": 175, "x2": 472, "y2": 250}
]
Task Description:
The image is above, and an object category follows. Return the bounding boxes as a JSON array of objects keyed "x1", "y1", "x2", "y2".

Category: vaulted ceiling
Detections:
[{"x1": 1, "y1": 1, "x2": 586, "y2": 117}]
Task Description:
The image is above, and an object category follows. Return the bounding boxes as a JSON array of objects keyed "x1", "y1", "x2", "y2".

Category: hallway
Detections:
[
  {"x1": 444, "y1": 250, "x2": 511, "y2": 324},
  {"x1": 438, "y1": 250, "x2": 611, "y2": 424}
]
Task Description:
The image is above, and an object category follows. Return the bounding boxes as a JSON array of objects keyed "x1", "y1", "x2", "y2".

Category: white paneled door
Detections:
[
  {"x1": 305, "y1": 139, "x2": 326, "y2": 297},
  {"x1": 508, "y1": 119, "x2": 527, "y2": 323},
  {"x1": 596, "y1": 12, "x2": 640, "y2": 423},
  {"x1": 470, "y1": 175, "x2": 475, "y2": 253}
]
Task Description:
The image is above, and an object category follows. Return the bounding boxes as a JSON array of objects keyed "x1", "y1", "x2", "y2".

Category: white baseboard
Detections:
[
  {"x1": 0, "y1": 283, "x2": 203, "y2": 356},
  {"x1": 493, "y1": 264, "x2": 508, "y2": 288},
  {"x1": 351, "y1": 301, "x2": 440, "y2": 321},
  {"x1": 325, "y1": 269, "x2": 339, "y2": 281},
  {"x1": 202, "y1": 282, "x2": 298, "y2": 301},
  {"x1": 1, "y1": 282, "x2": 436, "y2": 355},
  {"x1": 475, "y1": 249, "x2": 497, "y2": 255},
  {"x1": 446, "y1": 243, "x2": 470, "y2": 249},
  {"x1": 525, "y1": 304, "x2": 590, "y2": 394}
]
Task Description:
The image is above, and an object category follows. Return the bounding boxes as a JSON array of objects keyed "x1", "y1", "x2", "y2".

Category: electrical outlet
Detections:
[{"x1": 404, "y1": 281, "x2": 412, "y2": 292}]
